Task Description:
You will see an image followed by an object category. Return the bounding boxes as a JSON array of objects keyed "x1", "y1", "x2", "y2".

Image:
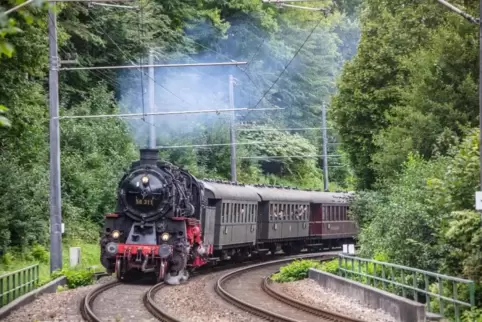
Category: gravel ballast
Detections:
[
  {"x1": 2, "y1": 273, "x2": 397, "y2": 322},
  {"x1": 271, "y1": 278, "x2": 397, "y2": 322},
  {"x1": 2, "y1": 276, "x2": 115, "y2": 322},
  {"x1": 156, "y1": 270, "x2": 264, "y2": 322}
]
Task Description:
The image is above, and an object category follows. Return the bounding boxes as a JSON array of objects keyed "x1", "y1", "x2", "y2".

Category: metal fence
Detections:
[
  {"x1": 338, "y1": 254, "x2": 475, "y2": 322},
  {"x1": 0, "y1": 264, "x2": 40, "y2": 308}
]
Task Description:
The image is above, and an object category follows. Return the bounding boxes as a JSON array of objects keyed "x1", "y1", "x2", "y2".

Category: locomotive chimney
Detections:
[{"x1": 139, "y1": 148, "x2": 159, "y2": 165}]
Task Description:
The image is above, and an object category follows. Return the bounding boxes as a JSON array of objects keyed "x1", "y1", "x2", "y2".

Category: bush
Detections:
[
  {"x1": 31, "y1": 244, "x2": 49, "y2": 263},
  {"x1": 51, "y1": 267, "x2": 94, "y2": 289},
  {"x1": 271, "y1": 259, "x2": 323, "y2": 283},
  {"x1": 319, "y1": 259, "x2": 339, "y2": 274}
]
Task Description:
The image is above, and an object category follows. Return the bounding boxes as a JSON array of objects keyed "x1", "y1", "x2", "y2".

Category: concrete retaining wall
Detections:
[
  {"x1": 308, "y1": 268, "x2": 426, "y2": 322},
  {"x1": 0, "y1": 276, "x2": 66, "y2": 320}
]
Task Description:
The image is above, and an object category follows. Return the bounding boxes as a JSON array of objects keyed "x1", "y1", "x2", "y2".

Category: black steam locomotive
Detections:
[{"x1": 100, "y1": 149, "x2": 207, "y2": 284}]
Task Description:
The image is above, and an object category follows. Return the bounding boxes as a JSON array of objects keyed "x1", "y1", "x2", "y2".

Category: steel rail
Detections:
[
  {"x1": 143, "y1": 252, "x2": 337, "y2": 322},
  {"x1": 80, "y1": 251, "x2": 341, "y2": 321},
  {"x1": 262, "y1": 272, "x2": 364, "y2": 322},
  {"x1": 215, "y1": 254, "x2": 336, "y2": 322},
  {"x1": 80, "y1": 281, "x2": 121, "y2": 322},
  {"x1": 144, "y1": 282, "x2": 180, "y2": 322}
]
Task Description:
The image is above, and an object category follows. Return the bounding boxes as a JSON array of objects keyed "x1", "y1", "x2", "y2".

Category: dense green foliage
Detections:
[
  {"x1": 332, "y1": 0, "x2": 479, "y2": 190},
  {"x1": 327, "y1": 0, "x2": 482, "y2": 318}
]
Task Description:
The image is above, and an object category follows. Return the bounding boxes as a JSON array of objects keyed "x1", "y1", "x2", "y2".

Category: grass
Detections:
[{"x1": 0, "y1": 239, "x2": 102, "y2": 286}]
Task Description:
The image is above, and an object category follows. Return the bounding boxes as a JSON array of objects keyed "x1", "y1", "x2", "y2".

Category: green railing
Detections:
[
  {"x1": 0, "y1": 264, "x2": 39, "y2": 308},
  {"x1": 338, "y1": 254, "x2": 475, "y2": 322}
]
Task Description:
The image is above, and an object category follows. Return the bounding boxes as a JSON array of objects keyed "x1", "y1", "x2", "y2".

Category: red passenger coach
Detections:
[{"x1": 308, "y1": 192, "x2": 356, "y2": 250}]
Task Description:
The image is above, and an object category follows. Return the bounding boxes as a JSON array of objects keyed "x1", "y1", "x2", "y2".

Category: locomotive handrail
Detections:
[
  {"x1": 338, "y1": 254, "x2": 475, "y2": 322},
  {"x1": 0, "y1": 264, "x2": 39, "y2": 308}
]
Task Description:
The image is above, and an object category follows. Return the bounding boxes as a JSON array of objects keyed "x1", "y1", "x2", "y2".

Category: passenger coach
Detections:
[{"x1": 200, "y1": 180, "x2": 357, "y2": 262}]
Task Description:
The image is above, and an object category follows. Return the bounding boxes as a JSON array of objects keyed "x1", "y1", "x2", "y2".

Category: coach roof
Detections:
[
  {"x1": 246, "y1": 185, "x2": 314, "y2": 202},
  {"x1": 201, "y1": 181, "x2": 261, "y2": 201}
]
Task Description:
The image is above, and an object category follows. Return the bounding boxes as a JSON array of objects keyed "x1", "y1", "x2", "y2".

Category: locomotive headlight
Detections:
[
  {"x1": 111, "y1": 230, "x2": 120, "y2": 239},
  {"x1": 161, "y1": 232, "x2": 170, "y2": 242},
  {"x1": 141, "y1": 176, "x2": 149, "y2": 184}
]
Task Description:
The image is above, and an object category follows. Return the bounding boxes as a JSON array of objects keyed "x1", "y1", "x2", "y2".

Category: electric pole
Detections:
[
  {"x1": 229, "y1": 74, "x2": 237, "y2": 182},
  {"x1": 148, "y1": 50, "x2": 156, "y2": 148},
  {"x1": 322, "y1": 101, "x2": 329, "y2": 191},
  {"x1": 48, "y1": 2, "x2": 62, "y2": 273},
  {"x1": 479, "y1": 0, "x2": 482, "y2": 189}
]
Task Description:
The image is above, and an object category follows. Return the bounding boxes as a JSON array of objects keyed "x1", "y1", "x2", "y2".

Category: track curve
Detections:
[
  {"x1": 80, "y1": 281, "x2": 120, "y2": 322},
  {"x1": 215, "y1": 254, "x2": 361, "y2": 322},
  {"x1": 81, "y1": 251, "x2": 342, "y2": 322},
  {"x1": 262, "y1": 273, "x2": 364, "y2": 322}
]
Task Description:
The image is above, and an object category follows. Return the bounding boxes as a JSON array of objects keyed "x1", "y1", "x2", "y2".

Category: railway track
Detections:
[
  {"x1": 262, "y1": 272, "x2": 363, "y2": 322},
  {"x1": 80, "y1": 281, "x2": 121, "y2": 322},
  {"x1": 81, "y1": 251, "x2": 343, "y2": 322},
  {"x1": 215, "y1": 255, "x2": 364, "y2": 322}
]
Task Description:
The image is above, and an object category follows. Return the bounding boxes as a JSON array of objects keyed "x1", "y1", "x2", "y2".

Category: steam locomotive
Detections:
[{"x1": 100, "y1": 149, "x2": 357, "y2": 285}]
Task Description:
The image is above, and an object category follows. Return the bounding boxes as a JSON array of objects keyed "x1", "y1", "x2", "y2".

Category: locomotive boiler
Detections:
[{"x1": 100, "y1": 149, "x2": 208, "y2": 285}]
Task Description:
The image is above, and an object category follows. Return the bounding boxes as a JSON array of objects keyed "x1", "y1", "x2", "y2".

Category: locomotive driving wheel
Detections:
[
  {"x1": 115, "y1": 258, "x2": 125, "y2": 281},
  {"x1": 156, "y1": 259, "x2": 167, "y2": 283}
]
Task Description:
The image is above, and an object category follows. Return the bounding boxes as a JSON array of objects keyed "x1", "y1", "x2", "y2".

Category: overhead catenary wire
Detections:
[
  {"x1": 240, "y1": 154, "x2": 342, "y2": 159},
  {"x1": 156, "y1": 140, "x2": 340, "y2": 149},
  {"x1": 250, "y1": 16, "x2": 324, "y2": 111},
  {"x1": 79, "y1": 2, "x2": 193, "y2": 109},
  {"x1": 236, "y1": 127, "x2": 330, "y2": 131},
  {"x1": 47, "y1": 10, "x2": 125, "y2": 90},
  {"x1": 56, "y1": 107, "x2": 284, "y2": 120}
]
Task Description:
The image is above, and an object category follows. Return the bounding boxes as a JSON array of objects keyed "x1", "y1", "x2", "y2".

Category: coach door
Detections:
[{"x1": 309, "y1": 203, "x2": 322, "y2": 236}]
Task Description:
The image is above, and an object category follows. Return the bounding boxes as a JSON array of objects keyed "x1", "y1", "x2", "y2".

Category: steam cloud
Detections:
[{"x1": 117, "y1": 12, "x2": 361, "y2": 149}]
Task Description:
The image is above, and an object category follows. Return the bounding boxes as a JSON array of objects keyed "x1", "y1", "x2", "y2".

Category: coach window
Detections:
[
  {"x1": 224, "y1": 203, "x2": 228, "y2": 223},
  {"x1": 235, "y1": 204, "x2": 239, "y2": 223},
  {"x1": 233, "y1": 203, "x2": 237, "y2": 223},
  {"x1": 222, "y1": 203, "x2": 226, "y2": 223}
]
